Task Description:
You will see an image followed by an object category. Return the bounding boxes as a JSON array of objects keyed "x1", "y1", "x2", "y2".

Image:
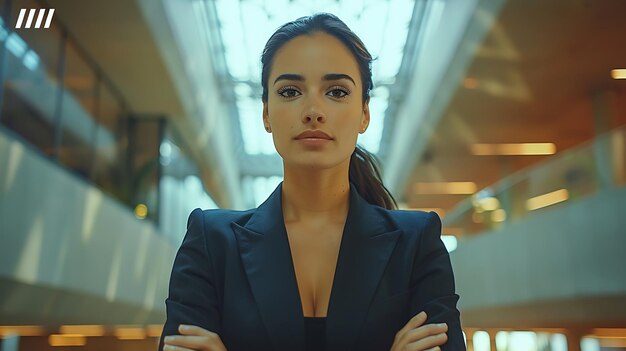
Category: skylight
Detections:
[{"x1": 212, "y1": 0, "x2": 416, "y2": 156}]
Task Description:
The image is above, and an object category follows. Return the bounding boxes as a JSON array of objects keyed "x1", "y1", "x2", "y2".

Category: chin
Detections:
[{"x1": 285, "y1": 155, "x2": 347, "y2": 170}]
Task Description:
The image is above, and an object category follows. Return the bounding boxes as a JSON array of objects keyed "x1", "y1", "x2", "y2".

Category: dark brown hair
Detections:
[{"x1": 261, "y1": 13, "x2": 397, "y2": 209}]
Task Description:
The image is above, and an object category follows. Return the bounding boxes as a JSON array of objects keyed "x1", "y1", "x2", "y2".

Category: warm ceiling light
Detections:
[
  {"x1": 471, "y1": 143, "x2": 556, "y2": 155},
  {"x1": 114, "y1": 327, "x2": 146, "y2": 340},
  {"x1": 526, "y1": 189, "x2": 569, "y2": 211},
  {"x1": 146, "y1": 325, "x2": 164, "y2": 338},
  {"x1": 59, "y1": 325, "x2": 105, "y2": 337},
  {"x1": 414, "y1": 182, "x2": 477, "y2": 194},
  {"x1": 134, "y1": 204, "x2": 148, "y2": 219},
  {"x1": 0, "y1": 326, "x2": 46, "y2": 336},
  {"x1": 49, "y1": 334, "x2": 86, "y2": 347},
  {"x1": 611, "y1": 69, "x2": 626, "y2": 79},
  {"x1": 491, "y1": 208, "x2": 507, "y2": 222},
  {"x1": 476, "y1": 197, "x2": 500, "y2": 211}
]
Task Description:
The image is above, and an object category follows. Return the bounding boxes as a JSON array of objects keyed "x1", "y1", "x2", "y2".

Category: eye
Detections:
[
  {"x1": 327, "y1": 86, "x2": 350, "y2": 99},
  {"x1": 277, "y1": 86, "x2": 301, "y2": 98}
]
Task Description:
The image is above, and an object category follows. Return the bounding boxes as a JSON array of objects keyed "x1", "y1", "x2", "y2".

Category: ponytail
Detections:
[{"x1": 349, "y1": 145, "x2": 398, "y2": 210}]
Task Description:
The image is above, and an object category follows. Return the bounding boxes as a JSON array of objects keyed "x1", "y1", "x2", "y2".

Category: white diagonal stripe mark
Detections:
[
  {"x1": 44, "y1": 9, "x2": 55, "y2": 29},
  {"x1": 25, "y1": 9, "x2": 36, "y2": 28},
  {"x1": 34, "y1": 9, "x2": 46, "y2": 28},
  {"x1": 15, "y1": 9, "x2": 27, "y2": 28}
]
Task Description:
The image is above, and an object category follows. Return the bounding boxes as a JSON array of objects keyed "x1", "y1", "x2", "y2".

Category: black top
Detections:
[{"x1": 304, "y1": 317, "x2": 326, "y2": 351}]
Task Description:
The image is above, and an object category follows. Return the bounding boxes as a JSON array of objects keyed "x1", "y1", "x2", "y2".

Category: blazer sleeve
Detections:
[
  {"x1": 410, "y1": 211, "x2": 466, "y2": 350},
  {"x1": 158, "y1": 208, "x2": 222, "y2": 351}
]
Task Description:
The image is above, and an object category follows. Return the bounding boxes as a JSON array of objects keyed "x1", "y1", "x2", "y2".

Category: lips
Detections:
[{"x1": 295, "y1": 130, "x2": 333, "y2": 140}]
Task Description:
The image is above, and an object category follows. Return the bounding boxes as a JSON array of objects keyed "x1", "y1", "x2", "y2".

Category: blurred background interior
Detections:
[{"x1": 1, "y1": 0, "x2": 625, "y2": 350}]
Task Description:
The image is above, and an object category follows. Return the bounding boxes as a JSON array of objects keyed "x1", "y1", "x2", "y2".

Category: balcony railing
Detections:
[{"x1": 444, "y1": 124, "x2": 626, "y2": 235}]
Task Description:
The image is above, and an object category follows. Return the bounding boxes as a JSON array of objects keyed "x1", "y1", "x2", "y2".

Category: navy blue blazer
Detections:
[{"x1": 159, "y1": 182, "x2": 465, "y2": 351}]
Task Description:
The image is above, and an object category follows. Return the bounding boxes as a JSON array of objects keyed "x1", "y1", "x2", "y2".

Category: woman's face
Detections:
[{"x1": 263, "y1": 31, "x2": 370, "y2": 170}]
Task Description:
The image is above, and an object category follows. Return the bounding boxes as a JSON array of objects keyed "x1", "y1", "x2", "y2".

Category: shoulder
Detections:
[
  {"x1": 379, "y1": 207, "x2": 441, "y2": 233},
  {"x1": 374, "y1": 207, "x2": 443, "y2": 248},
  {"x1": 182, "y1": 208, "x2": 256, "y2": 261},
  {"x1": 186, "y1": 207, "x2": 255, "y2": 232},
  {"x1": 187, "y1": 207, "x2": 255, "y2": 223}
]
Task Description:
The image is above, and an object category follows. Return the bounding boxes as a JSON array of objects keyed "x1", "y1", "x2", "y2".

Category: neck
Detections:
[{"x1": 281, "y1": 162, "x2": 350, "y2": 225}]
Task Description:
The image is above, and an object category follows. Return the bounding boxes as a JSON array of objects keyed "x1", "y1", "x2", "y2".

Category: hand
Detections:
[
  {"x1": 390, "y1": 311, "x2": 448, "y2": 351},
  {"x1": 163, "y1": 324, "x2": 227, "y2": 351}
]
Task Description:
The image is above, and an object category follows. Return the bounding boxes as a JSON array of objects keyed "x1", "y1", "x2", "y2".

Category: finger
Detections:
[
  {"x1": 424, "y1": 347, "x2": 441, "y2": 351},
  {"x1": 178, "y1": 324, "x2": 216, "y2": 336},
  {"x1": 397, "y1": 311, "x2": 427, "y2": 337},
  {"x1": 398, "y1": 323, "x2": 447, "y2": 349},
  {"x1": 394, "y1": 312, "x2": 427, "y2": 347},
  {"x1": 411, "y1": 322, "x2": 448, "y2": 339},
  {"x1": 407, "y1": 331, "x2": 448, "y2": 350},
  {"x1": 167, "y1": 332, "x2": 227, "y2": 351},
  {"x1": 163, "y1": 344, "x2": 195, "y2": 351},
  {"x1": 164, "y1": 335, "x2": 209, "y2": 348}
]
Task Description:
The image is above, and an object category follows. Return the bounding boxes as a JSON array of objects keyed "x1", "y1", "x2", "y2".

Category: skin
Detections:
[
  {"x1": 264, "y1": 32, "x2": 371, "y2": 318},
  {"x1": 263, "y1": 31, "x2": 369, "y2": 225},
  {"x1": 164, "y1": 31, "x2": 448, "y2": 351}
]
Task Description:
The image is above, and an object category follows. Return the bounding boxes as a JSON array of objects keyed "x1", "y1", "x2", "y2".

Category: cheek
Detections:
[
  {"x1": 335, "y1": 108, "x2": 363, "y2": 138},
  {"x1": 267, "y1": 98, "x2": 295, "y2": 123},
  {"x1": 267, "y1": 103, "x2": 296, "y2": 150}
]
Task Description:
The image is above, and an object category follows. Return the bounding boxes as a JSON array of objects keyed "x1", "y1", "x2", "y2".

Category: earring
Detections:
[{"x1": 266, "y1": 126, "x2": 271, "y2": 132}]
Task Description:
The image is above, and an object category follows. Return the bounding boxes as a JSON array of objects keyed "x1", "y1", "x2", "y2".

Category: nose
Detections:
[{"x1": 301, "y1": 97, "x2": 326, "y2": 124}]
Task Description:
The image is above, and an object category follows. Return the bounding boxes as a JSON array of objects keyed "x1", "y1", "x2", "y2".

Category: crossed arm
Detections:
[{"x1": 159, "y1": 210, "x2": 466, "y2": 351}]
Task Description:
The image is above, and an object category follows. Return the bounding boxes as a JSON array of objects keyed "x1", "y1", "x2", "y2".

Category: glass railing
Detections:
[
  {"x1": 0, "y1": 6, "x2": 131, "y2": 207},
  {"x1": 0, "y1": 3, "x2": 220, "y2": 238},
  {"x1": 443, "y1": 124, "x2": 626, "y2": 235}
]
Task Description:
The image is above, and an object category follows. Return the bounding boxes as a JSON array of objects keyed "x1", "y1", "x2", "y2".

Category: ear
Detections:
[
  {"x1": 361, "y1": 98, "x2": 370, "y2": 133},
  {"x1": 263, "y1": 101, "x2": 270, "y2": 129}
]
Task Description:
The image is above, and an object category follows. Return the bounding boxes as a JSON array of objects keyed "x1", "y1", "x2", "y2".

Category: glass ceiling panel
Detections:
[{"x1": 213, "y1": 0, "x2": 415, "y2": 156}]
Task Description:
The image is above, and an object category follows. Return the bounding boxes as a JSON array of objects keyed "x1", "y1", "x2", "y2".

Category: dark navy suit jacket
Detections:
[{"x1": 159, "y1": 182, "x2": 465, "y2": 351}]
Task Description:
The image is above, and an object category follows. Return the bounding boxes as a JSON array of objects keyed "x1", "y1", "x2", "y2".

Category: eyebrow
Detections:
[{"x1": 273, "y1": 73, "x2": 356, "y2": 86}]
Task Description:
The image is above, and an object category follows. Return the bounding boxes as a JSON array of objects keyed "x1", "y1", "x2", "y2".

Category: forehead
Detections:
[{"x1": 269, "y1": 32, "x2": 361, "y2": 83}]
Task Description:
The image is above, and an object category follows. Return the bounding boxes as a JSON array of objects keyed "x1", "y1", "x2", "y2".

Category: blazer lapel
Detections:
[
  {"x1": 231, "y1": 181, "x2": 402, "y2": 351},
  {"x1": 230, "y1": 182, "x2": 303, "y2": 350},
  {"x1": 325, "y1": 184, "x2": 402, "y2": 351}
]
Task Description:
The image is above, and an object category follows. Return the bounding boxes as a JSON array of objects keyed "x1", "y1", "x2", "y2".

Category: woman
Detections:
[{"x1": 160, "y1": 13, "x2": 464, "y2": 351}]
